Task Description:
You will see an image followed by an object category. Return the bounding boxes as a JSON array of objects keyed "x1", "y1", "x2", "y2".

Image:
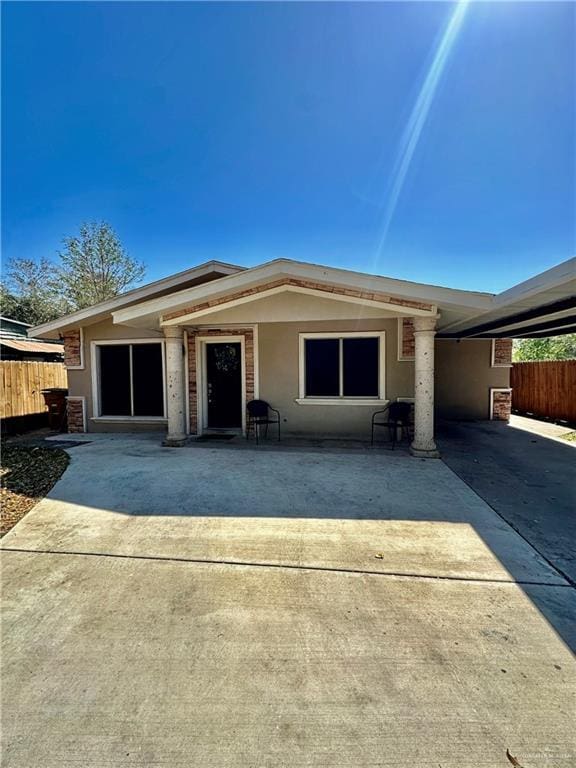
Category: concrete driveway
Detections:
[
  {"x1": 2, "y1": 436, "x2": 575, "y2": 767},
  {"x1": 439, "y1": 416, "x2": 576, "y2": 584}
]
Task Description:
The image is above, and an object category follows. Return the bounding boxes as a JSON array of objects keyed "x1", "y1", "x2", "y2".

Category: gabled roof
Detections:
[
  {"x1": 112, "y1": 258, "x2": 494, "y2": 331},
  {"x1": 28, "y1": 255, "x2": 575, "y2": 339},
  {"x1": 29, "y1": 260, "x2": 244, "y2": 339}
]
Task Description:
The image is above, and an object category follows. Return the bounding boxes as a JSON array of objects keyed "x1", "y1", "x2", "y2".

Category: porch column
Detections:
[
  {"x1": 163, "y1": 326, "x2": 187, "y2": 447},
  {"x1": 410, "y1": 316, "x2": 440, "y2": 459}
]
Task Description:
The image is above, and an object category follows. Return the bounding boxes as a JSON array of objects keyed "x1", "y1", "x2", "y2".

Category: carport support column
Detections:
[
  {"x1": 410, "y1": 316, "x2": 440, "y2": 459},
  {"x1": 163, "y1": 326, "x2": 186, "y2": 447}
]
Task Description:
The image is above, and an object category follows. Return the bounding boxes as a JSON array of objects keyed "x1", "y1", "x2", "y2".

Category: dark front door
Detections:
[{"x1": 206, "y1": 342, "x2": 242, "y2": 429}]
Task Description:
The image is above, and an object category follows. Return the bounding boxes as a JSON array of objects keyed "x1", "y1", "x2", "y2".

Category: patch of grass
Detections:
[
  {"x1": 560, "y1": 431, "x2": 576, "y2": 443},
  {"x1": 0, "y1": 444, "x2": 69, "y2": 536}
]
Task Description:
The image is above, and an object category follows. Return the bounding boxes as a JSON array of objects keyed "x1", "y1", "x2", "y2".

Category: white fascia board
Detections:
[
  {"x1": 113, "y1": 258, "x2": 492, "y2": 327},
  {"x1": 493, "y1": 257, "x2": 576, "y2": 307},
  {"x1": 442, "y1": 257, "x2": 576, "y2": 334},
  {"x1": 28, "y1": 261, "x2": 243, "y2": 339},
  {"x1": 271, "y1": 259, "x2": 494, "y2": 309}
]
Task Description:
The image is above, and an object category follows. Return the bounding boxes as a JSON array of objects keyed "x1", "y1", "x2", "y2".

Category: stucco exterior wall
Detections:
[
  {"x1": 67, "y1": 315, "x2": 509, "y2": 435},
  {"x1": 257, "y1": 318, "x2": 413, "y2": 437},
  {"x1": 435, "y1": 339, "x2": 510, "y2": 420},
  {"x1": 66, "y1": 319, "x2": 165, "y2": 433}
]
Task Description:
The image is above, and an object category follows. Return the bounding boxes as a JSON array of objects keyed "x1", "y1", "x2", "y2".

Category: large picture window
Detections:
[
  {"x1": 299, "y1": 333, "x2": 385, "y2": 401},
  {"x1": 97, "y1": 342, "x2": 165, "y2": 417}
]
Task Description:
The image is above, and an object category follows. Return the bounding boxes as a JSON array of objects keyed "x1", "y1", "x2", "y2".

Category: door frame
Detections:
[{"x1": 195, "y1": 335, "x2": 246, "y2": 435}]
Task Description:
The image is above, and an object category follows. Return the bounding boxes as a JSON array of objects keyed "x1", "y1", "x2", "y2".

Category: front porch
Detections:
[{"x1": 162, "y1": 316, "x2": 440, "y2": 458}]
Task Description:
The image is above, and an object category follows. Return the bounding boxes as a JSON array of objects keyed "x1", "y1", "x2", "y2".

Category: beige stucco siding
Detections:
[
  {"x1": 68, "y1": 315, "x2": 509, "y2": 435},
  {"x1": 435, "y1": 339, "x2": 510, "y2": 420},
  {"x1": 257, "y1": 319, "x2": 412, "y2": 437},
  {"x1": 259, "y1": 327, "x2": 509, "y2": 435},
  {"x1": 67, "y1": 319, "x2": 165, "y2": 433}
]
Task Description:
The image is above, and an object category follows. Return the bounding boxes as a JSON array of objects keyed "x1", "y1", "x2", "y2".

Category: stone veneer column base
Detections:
[
  {"x1": 162, "y1": 436, "x2": 187, "y2": 448},
  {"x1": 410, "y1": 446, "x2": 440, "y2": 459}
]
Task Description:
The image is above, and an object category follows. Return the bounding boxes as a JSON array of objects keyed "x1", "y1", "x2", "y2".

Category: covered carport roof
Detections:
[{"x1": 438, "y1": 257, "x2": 576, "y2": 339}]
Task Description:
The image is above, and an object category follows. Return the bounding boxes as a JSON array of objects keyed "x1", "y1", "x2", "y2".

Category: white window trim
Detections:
[
  {"x1": 90, "y1": 339, "x2": 167, "y2": 420},
  {"x1": 65, "y1": 327, "x2": 85, "y2": 370},
  {"x1": 491, "y1": 338, "x2": 513, "y2": 368},
  {"x1": 297, "y1": 331, "x2": 386, "y2": 404},
  {"x1": 195, "y1": 335, "x2": 247, "y2": 435}
]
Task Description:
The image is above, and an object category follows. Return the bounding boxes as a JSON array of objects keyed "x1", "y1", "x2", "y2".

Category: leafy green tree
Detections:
[
  {"x1": 1, "y1": 222, "x2": 145, "y2": 325},
  {"x1": 513, "y1": 334, "x2": 576, "y2": 361},
  {"x1": 57, "y1": 222, "x2": 145, "y2": 309},
  {"x1": 0, "y1": 257, "x2": 68, "y2": 325}
]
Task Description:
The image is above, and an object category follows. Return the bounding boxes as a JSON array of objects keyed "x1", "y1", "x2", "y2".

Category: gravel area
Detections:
[{"x1": 1, "y1": 444, "x2": 69, "y2": 536}]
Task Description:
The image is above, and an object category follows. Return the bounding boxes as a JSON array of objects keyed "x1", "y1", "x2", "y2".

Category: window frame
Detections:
[
  {"x1": 90, "y1": 339, "x2": 167, "y2": 421},
  {"x1": 297, "y1": 331, "x2": 387, "y2": 405}
]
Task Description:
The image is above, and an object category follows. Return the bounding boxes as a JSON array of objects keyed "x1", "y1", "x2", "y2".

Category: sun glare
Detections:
[{"x1": 374, "y1": 0, "x2": 470, "y2": 264}]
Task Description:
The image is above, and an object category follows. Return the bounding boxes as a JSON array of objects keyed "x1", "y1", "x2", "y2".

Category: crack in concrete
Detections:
[{"x1": 2, "y1": 546, "x2": 573, "y2": 588}]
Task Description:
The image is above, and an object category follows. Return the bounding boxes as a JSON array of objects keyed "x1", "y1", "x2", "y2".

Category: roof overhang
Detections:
[
  {"x1": 113, "y1": 259, "x2": 492, "y2": 330},
  {"x1": 28, "y1": 260, "x2": 244, "y2": 339},
  {"x1": 439, "y1": 258, "x2": 576, "y2": 338}
]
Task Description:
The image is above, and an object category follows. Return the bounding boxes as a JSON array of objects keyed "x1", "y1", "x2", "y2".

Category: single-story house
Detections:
[
  {"x1": 29, "y1": 257, "x2": 575, "y2": 457},
  {"x1": 0, "y1": 316, "x2": 64, "y2": 361}
]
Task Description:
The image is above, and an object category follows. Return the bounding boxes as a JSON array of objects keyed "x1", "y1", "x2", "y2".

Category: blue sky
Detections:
[{"x1": 2, "y1": 1, "x2": 574, "y2": 293}]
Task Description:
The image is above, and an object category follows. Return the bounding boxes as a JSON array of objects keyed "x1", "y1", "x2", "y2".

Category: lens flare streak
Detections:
[{"x1": 375, "y1": 0, "x2": 470, "y2": 260}]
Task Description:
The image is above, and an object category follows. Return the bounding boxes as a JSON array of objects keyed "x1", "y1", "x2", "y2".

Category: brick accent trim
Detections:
[
  {"x1": 398, "y1": 318, "x2": 415, "y2": 360},
  {"x1": 165, "y1": 278, "x2": 433, "y2": 322},
  {"x1": 66, "y1": 396, "x2": 86, "y2": 433},
  {"x1": 491, "y1": 338, "x2": 513, "y2": 367},
  {"x1": 187, "y1": 328, "x2": 254, "y2": 434},
  {"x1": 490, "y1": 388, "x2": 512, "y2": 421},
  {"x1": 63, "y1": 328, "x2": 84, "y2": 368}
]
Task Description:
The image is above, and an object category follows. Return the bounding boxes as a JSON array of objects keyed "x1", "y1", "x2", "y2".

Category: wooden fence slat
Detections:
[
  {"x1": 511, "y1": 360, "x2": 576, "y2": 423},
  {"x1": 0, "y1": 361, "x2": 68, "y2": 419}
]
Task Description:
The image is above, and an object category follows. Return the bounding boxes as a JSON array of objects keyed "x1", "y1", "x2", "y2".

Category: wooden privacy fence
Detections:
[
  {"x1": 0, "y1": 361, "x2": 68, "y2": 419},
  {"x1": 511, "y1": 360, "x2": 576, "y2": 423}
]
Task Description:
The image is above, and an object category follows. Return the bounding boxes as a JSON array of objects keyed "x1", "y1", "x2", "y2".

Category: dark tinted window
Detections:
[
  {"x1": 305, "y1": 339, "x2": 339, "y2": 396},
  {"x1": 132, "y1": 344, "x2": 164, "y2": 416},
  {"x1": 343, "y1": 338, "x2": 379, "y2": 396},
  {"x1": 99, "y1": 345, "x2": 131, "y2": 415}
]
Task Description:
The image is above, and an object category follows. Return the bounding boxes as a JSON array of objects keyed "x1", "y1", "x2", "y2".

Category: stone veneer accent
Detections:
[
  {"x1": 165, "y1": 278, "x2": 433, "y2": 322},
  {"x1": 400, "y1": 318, "x2": 415, "y2": 359},
  {"x1": 492, "y1": 338, "x2": 513, "y2": 367},
  {"x1": 63, "y1": 329, "x2": 83, "y2": 368},
  {"x1": 187, "y1": 328, "x2": 254, "y2": 434},
  {"x1": 490, "y1": 389, "x2": 512, "y2": 421},
  {"x1": 66, "y1": 397, "x2": 86, "y2": 433}
]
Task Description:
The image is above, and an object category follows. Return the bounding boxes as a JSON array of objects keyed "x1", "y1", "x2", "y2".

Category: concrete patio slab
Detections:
[{"x1": 1, "y1": 435, "x2": 565, "y2": 585}]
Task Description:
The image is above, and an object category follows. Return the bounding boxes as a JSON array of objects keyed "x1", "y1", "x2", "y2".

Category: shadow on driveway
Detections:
[{"x1": 438, "y1": 419, "x2": 576, "y2": 585}]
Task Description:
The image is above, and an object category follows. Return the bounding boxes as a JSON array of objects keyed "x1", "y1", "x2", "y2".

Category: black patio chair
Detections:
[
  {"x1": 371, "y1": 401, "x2": 412, "y2": 449},
  {"x1": 246, "y1": 399, "x2": 281, "y2": 445}
]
